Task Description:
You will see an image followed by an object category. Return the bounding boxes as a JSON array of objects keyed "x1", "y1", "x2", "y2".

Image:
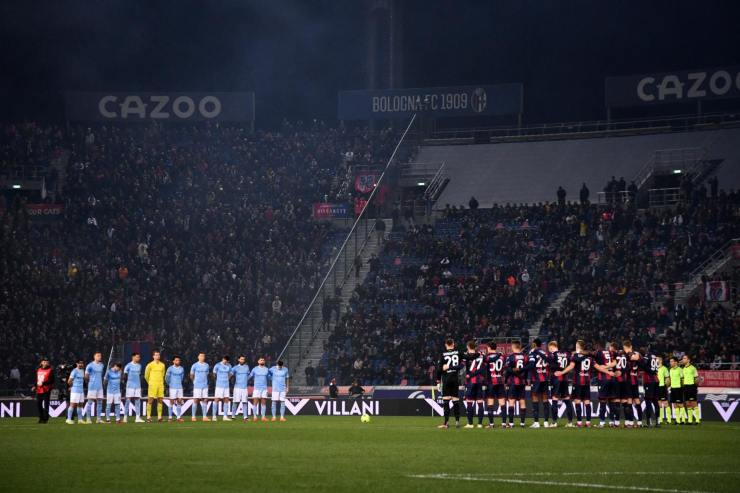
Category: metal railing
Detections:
[
  {"x1": 675, "y1": 238, "x2": 739, "y2": 301},
  {"x1": 648, "y1": 187, "x2": 681, "y2": 208},
  {"x1": 276, "y1": 115, "x2": 418, "y2": 370},
  {"x1": 423, "y1": 162, "x2": 446, "y2": 200}
]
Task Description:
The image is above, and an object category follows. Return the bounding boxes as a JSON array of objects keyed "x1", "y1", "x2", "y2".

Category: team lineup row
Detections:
[
  {"x1": 61, "y1": 351, "x2": 290, "y2": 424},
  {"x1": 436, "y1": 338, "x2": 701, "y2": 429}
]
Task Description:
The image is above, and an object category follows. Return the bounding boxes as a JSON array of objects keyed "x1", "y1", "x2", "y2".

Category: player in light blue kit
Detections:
[
  {"x1": 123, "y1": 352, "x2": 145, "y2": 423},
  {"x1": 269, "y1": 360, "x2": 290, "y2": 422},
  {"x1": 190, "y1": 352, "x2": 210, "y2": 422},
  {"x1": 212, "y1": 355, "x2": 233, "y2": 421},
  {"x1": 104, "y1": 363, "x2": 123, "y2": 423},
  {"x1": 84, "y1": 351, "x2": 106, "y2": 423},
  {"x1": 66, "y1": 359, "x2": 86, "y2": 424},
  {"x1": 249, "y1": 357, "x2": 270, "y2": 422},
  {"x1": 166, "y1": 356, "x2": 186, "y2": 422},
  {"x1": 231, "y1": 355, "x2": 251, "y2": 421}
]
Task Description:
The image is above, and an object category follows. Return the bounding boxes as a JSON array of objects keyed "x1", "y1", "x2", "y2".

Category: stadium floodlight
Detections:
[
  {"x1": 673, "y1": 169, "x2": 682, "y2": 174},
  {"x1": 12, "y1": 184, "x2": 21, "y2": 189},
  {"x1": 417, "y1": 181, "x2": 426, "y2": 186}
]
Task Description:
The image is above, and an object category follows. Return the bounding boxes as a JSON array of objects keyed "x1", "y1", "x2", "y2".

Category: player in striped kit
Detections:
[
  {"x1": 462, "y1": 341, "x2": 486, "y2": 428},
  {"x1": 638, "y1": 349, "x2": 661, "y2": 427},
  {"x1": 547, "y1": 341, "x2": 573, "y2": 428},
  {"x1": 484, "y1": 343, "x2": 506, "y2": 428},
  {"x1": 594, "y1": 342, "x2": 618, "y2": 427},
  {"x1": 623, "y1": 341, "x2": 644, "y2": 427},
  {"x1": 504, "y1": 341, "x2": 528, "y2": 428}
]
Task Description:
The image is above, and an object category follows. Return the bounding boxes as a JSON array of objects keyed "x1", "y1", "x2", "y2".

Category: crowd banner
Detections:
[
  {"x1": 312, "y1": 203, "x2": 351, "y2": 220},
  {"x1": 0, "y1": 204, "x2": 66, "y2": 221},
  {"x1": 2, "y1": 392, "x2": 738, "y2": 422},
  {"x1": 338, "y1": 84, "x2": 523, "y2": 120},
  {"x1": 605, "y1": 65, "x2": 740, "y2": 107},
  {"x1": 66, "y1": 92, "x2": 255, "y2": 122},
  {"x1": 699, "y1": 370, "x2": 740, "y2": 388},
  {"x1": 705, "y1": 281, "x2": 730, "y2": 302}
]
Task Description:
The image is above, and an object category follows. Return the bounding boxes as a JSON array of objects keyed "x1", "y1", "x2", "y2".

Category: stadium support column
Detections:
[{"x1": 366, "y1": 0, "x2": 404, "y2": 130}]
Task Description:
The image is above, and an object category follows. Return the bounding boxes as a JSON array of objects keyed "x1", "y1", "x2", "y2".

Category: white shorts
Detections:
[
  {"x1": 169, "y1": 388, "x2": 184, "y2": 399},
  {"x1": 106, "y1": 393, "x2": 122, "y2": 404},
  {"x1": 214, "y1": 387, "x2": 231, "y2": 399},
  {"x1": 125, "y1": 388, "x2": 142, "y2": 399},
  {"x1": 193, "y1": 387, "x2": 209, "y2": 399},
  {"x1": 272, "y1": 391, "x2": 286, "y2": 401},
  {"x1": 252, "y1": 389, "x2": 268, "y2": 399},
  {"x1": 70, "y1": 391, "x2": 85, "y2": 404},
  {"x1": 87, "y1": 389, "x2": 104, "y2": 400},
  {"x1": 233, "y1": 388, "x2": 249, "y2": 402}
]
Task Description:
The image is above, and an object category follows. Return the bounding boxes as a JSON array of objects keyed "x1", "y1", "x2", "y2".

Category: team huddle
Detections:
[
  {"x1": 436, "y1": 338, "x2": 701, "y2": 429},
  {"x1": 64, "y1": 351, "x2": 290, "y2": 424}
]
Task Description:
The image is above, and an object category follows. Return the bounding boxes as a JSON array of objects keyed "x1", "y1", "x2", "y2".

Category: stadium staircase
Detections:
[
  {"x1": 288, "y1": 219, "x2": 393, "y2": 385},
  {"x1": 674, "y1": 238, "x2": 739, "y2": 306},
  {"x1": 527, "y1": 285, "x2": 573, "y2": 339}
]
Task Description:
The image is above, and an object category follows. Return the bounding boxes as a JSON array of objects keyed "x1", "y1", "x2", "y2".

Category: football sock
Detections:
[
  {"x1": 452, "y1": 400, "x2": 460, "y2": 422},
  {"x1": 146, "y1": 401, "x2": 151, "y2": 419},
  {"x1": 90, "y1": 401, "x2": 96, "y2": 419},
  {"x1": 611, "y1": 403, "x2": 620, "y2": 423},
  {"x1": 687, "y1": 406, "x2": 694, "y2": 423},
  {"x1": 507, "y1": 406, "x2": 515, "y2": 424},
  {"x1": 585, "y1": 403, "x2": 592, "y2": 422},
  {"x1": 477, "y1": 402, "x2": 484, "y2": 424},
  {"x1": 77, "y1": 406, "x2": 84, "y2": 420},
  {"x1": 551, "y1": 401, "x2": 558, "y2": 422},
  {"x1": 693, "y1": 407, "x2": 701, "y2": 423},
  {"x1": 106, "y1": 403, "x2": 112, "y2": 419},
  {"x1": 280, "y1": 402, "x2": 286, "y2": 418},
  {"x1": 243, "y1": 402, "x2": 249, "y2": 419},
  {"x1": 500, "y1": 404, "x2": 507, "y2": 424},
  {"x1": 157, "y1": 402, "x2": 162, "y2": 419},
  {"x1": 488, "y1": 406, "x2": 494, "y2": 424},
  {"x1": 213, "y1": 401, "x2": 219, "y2": 419},
  {"x1": 532, "y1": 402, "x2": 540, "y2": 423},
  {"x1": 272, "y1": 401, "x2": 277, "y2": 418},
  {"x1": 225, "y1": 402, "x2": 231, "y2": 417},
  {"x1": 599, "y1": 402, "x2": 607, "y2": 422},
  {"x1": 201, "y1": 401, "x2": 208, "y2": 417},
  {"x1": 192, "y1": 401, "x2": 198, "y2": 418},
  {"x1": 575, "y1": 403, "x2": 583, "y2": 422},
  {"x1": 644, "y1": 401, "x2": 653, "y2": 423},
  {"x1": 443, "y1": 401, "x2": 450, "y2": 424},
  {"x1": 67, "y1": 406, "x2": 74, "y2": 420},
  {"x1": 465, "y1": 402, "x2": 474, "y2": 425},
  {"x1": 262, "y1": 403, "x2": 267, "y2": 418},
  {"x1": 565, "y1": 401, "x2": 574, "y2": 422},
  {"x1": 114, "y1": 403, "x2": 120, "y2": 420},
  {"x1": 519, "y1": 406, "x2": 526, "y2": 424},
  {"x1": 98, "y1": 399, "x2": 104, "y2": 418},
  {"x1": 680, "y1": 407, "x2": 687, "y2": 423},
  {"x1": 623, "y1": 403, "x2": 633, "y2": 422},
  {"x1": 635, "y1": 404, "x2": 643, "y2": 422},
  {"x1": 134, "y1": 400, "x2": 140, "y2": 418},
  {"x1": 543, "y1": 401, "x2": 550, "y2": 423}
]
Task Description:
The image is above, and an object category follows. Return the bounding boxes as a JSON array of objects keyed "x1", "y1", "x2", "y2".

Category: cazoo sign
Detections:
[
  {"x1": 606, "y1": 66, "x2": 740, "y2": 107},
  {"x1": 66, "y1": 92, "x2": 255, "y2": 122}
]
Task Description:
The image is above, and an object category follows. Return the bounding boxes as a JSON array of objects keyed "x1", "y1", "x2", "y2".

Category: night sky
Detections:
[{"x1": 1, "y1": 0, "x2": 739, "y2": 126}]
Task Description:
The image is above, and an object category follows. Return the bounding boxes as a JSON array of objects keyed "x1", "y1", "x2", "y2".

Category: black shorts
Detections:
[
  {"x1": 644, "y1": 382, "x2": 658, "y2": 400},
  {"x1": 598, "y1": 380, "x2": 616, "y2": 400},
  {"x1": 464, "y1": 383, "x2": 483, "y2": 401},
  {"x1": 530, "y1": 380, "x2": 549, "y2": 395},
  {"x1": 551, "y1": 379, "x2": 570, "y2": 399},
  {"x1": 507, "y1": 384, "x2": 526, "y2": 400},
  {"x1": 683, "y1": 384, "x2": 697, "y2": 402},
  {"x1": 658, "y1": 386, "x2": 668, "y2": 401},
  {"x1": 617, "y1": 381, "x2": 636, "y2": 399},
  {"x1": 670, "y1": 388, "x2": 683, "y2": 404},
  {"x1": 571, "y1": 384, "x2": 590, "y2": 401},
  {"x1": 442, "y1": 379, "x2": 460, "y2": 398},
  {"x1": 485, "y1": 383, "x2": 506, "y2": 400}
]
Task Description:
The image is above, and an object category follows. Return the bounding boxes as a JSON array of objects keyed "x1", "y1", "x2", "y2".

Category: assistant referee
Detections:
[
  {"x1": 681, "y1": 355, "x2": 701, "y2": 425},
  {"x1": 667, "y1": 357, "x2": 685, "y2": 425}
]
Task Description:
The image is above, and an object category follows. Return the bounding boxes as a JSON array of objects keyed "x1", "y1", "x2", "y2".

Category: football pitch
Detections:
[{"x1": 2, "y1": 417, "x2": 739, "y2": 493}]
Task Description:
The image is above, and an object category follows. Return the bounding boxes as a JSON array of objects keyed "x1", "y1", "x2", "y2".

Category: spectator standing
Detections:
[
  {"x1": 305, "y1": 362, "x2": 316, "y2": 386},
  {"x1": 328, "y1": 378, "x2": 338, "y2": 398},
  {"x1": 556, "y1": 186, "x2": 567, "y2": 206},
  {"x1": 579, "y1": 183, "x2": 589, "y2": 205},
  {"x1": 374, "y1": 217, "x2": 386, "y2": 244},
  {"x1": 10, "y1": 366, "x2": 21, "y2": 394},
  {"x1": 316, "y1": 365, "x2": 327, "y2": 386},
  {"x1": 468, "y1": 196, "x2": 479, "y2": 210},
  {"x1": 34, "y1": 358, "x2": 54, "y2": 423}
]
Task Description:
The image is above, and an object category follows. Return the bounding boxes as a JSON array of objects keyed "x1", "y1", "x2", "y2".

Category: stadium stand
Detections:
[{"x1": 0, "y1": 122, "x2": 398, "y2": 388}]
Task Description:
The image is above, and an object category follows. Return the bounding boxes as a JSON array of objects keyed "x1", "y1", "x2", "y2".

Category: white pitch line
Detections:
[
  {"x1": 408, "y1": 474, "x2": 722, "y2": 493},
  {"x1": 447, "y1": 471, "x2": 739, "y2": 477}
]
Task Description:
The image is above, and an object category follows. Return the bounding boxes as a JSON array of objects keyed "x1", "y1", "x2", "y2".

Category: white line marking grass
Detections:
[{"x1": 408, "y1": 472, "x2": 738, "y2": 493}]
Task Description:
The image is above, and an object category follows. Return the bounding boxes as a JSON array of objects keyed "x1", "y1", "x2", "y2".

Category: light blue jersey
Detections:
[
  {"x1": 213, "y1": 362, "x2": 232, "y2": 388},
  {"x1": 70, "y1": 368, "x2": 85, "y2": 393},
  {"x1": 166, "y1": 365, "x2": 185, "y2": 389},
  {"x1": 124, "y1": 362, "x2": 142, "y2": 389},
  {"x1": 231, "y1": 364, "x2": 250, "y2": 388},
  {"x1": 190, "y1": 361, "x2": 210, "y2": 389},
  {"x1": 269, "y1": 366, "x2": 289, "y2": 392},
  {"x1": 105, "y1": 368, "x2": 122, "y2": 395},
  {"x1": 249, "y1": 365, "x2": 270, "y2": 390},
  {"x1": 85, "y1": 361, "x2": 105, "y2": 391}
]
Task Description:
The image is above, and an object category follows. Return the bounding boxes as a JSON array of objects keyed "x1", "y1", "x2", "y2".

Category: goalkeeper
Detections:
[{"x1": 145, "y1": 351, "x2": 166, "y2": 422}]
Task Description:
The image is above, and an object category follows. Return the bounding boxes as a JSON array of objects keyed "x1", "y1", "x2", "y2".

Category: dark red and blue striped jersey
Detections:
[
  {"x1": 569, "y1": 352, "x2": 593, "y2": 386},
  {"x1": 626, "y1": 351, "x2": 640, "y2": 385},
  {"x1": 548, "y1": 350, "x2": 570, "y2": 382},
  {"x1": 527, "y1": 348, "x2": 549, "y2": 382},
  {"x1": 594, "y1": 350, "x2": 616, "y2": 382},
  {"x1": 614, "y1": 351, "x2": 629, "y2": 383},
  {"x1": 485, "y1": 352, "x2": 505, "y2": 385},
  {"x1": 639, "y1": 353, "x2": 660, "y2": 384},
  {"x1": 463, "y1": 351, "x2": 486, "y2": 384},
  {"x1": 505, "y1": 352, "x2": 528, "y2": 386}
]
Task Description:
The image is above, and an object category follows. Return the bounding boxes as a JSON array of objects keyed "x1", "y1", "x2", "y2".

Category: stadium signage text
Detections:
[
  {"x1": 338, "y1": 84, "x2": 523, "y2": 120},
  {"x1": 605, "y1": 66, "x2": 740, "y2": 107},
  {"x1": 312, "y1": 202, "x2": 351, "y2": 220},
  {"x1": 66, "y1": 92, "x2": 255, "y2": 122}
]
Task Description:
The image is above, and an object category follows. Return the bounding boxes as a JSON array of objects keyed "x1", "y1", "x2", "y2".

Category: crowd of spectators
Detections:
[
  {"x1": 324, "y1": 191, "x2": 740, "y2": 385},
  {"x1": 1, "y1": 121, "x2": 398, "y2": 388}
]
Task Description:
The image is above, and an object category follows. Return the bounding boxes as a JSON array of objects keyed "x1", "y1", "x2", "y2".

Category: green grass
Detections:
[{"x1": 2, "y1": 417, "x2": 739, "y2": 493}]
